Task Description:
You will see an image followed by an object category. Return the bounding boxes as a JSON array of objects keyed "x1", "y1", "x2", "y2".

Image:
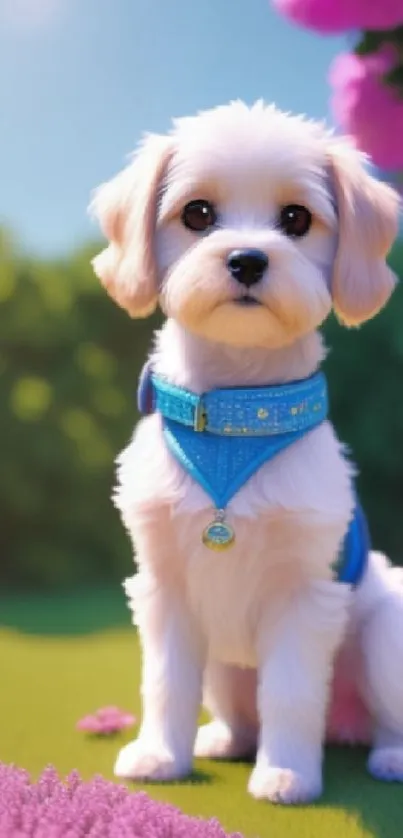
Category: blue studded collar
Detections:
[
  {"x1": 139, "y1": 364, "x2": 328, "y2": 438},
  {"x1": 138, "y1": 362, "x2": 328, "y2": 510},
  {"x1": 137, "y1": 360, "x2": 369, "y2": 586}
]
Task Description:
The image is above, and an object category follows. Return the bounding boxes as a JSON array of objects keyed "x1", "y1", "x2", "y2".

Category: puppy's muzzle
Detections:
[{"x1": 227, "y1": 249, "x2": 268, "y2": 288}]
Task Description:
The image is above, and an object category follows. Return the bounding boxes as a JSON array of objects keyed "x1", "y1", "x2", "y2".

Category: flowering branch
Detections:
[
  {"x1": 355, "y1": 25, "x2": 403, "y2": 94},
  {"x1": 272, "y1": 1, "x2": 403, "y2": 174}
]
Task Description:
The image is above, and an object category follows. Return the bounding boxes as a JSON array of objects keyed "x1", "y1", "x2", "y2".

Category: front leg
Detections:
[
  {"x1": 249, "y1": 580, "x2": 352, "y2": 804},
  {"x1": 115, "y1": 577, "x2": 204, "y2": 781}
]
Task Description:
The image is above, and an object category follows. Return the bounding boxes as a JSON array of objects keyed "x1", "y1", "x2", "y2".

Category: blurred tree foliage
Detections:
[
  {"x1": 1, "y1": 229, "x2": 402, "y2": 590},
  {"x1": 0, "y1": 230, "x2": 162, "y2": 589}
]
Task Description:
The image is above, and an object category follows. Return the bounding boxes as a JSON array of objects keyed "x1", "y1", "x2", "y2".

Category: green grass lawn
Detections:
[{"x1": 1, "y1": 589, "x2": 401, "y2": 838}]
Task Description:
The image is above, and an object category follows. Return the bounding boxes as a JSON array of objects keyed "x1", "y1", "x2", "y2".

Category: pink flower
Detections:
[
  {"x1": 76, "y1": 705, "x2": 136, "y2": 735},
  {"x1": 272, "y1": 0, "x2": 403, "y2": 33},
  {"x1": 0, "y1": 763, "x2": 244, "y2": 837},
  {"x1": 330, "y1": 45, "x2": 403, "y2": 170}
]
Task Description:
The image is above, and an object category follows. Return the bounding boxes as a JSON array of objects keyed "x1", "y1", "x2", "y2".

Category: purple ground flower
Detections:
[
  {"x1": 0, "y1": 763, "x2": 244, "y2": 838},
  {"x1": 76, "y1": 706, "x2": 136, "y2": 735}
]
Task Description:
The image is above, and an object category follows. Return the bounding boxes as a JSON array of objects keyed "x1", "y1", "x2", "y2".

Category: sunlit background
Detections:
[{"x1": 0, "y1": 0, "x2": 348, "y2": 254}]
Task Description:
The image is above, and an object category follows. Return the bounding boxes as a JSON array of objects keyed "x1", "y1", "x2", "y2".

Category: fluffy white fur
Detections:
[{"x1": 90, "y1": 101, "x2": 403, "y2": 804}]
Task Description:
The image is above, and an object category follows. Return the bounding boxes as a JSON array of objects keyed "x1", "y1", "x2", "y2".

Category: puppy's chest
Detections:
[
  {"x1": 120, "y1": 416, "x2": 352, "y2": 662},
  {"x1": 172, "y1": 507, "x2": 326, "y2": 666},
  {"x1": 168, "y1": 427, "x2": 350, "y2": 662}
]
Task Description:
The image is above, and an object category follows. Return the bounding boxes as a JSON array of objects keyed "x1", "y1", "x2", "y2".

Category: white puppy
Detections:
[{"x1": 91, "y1": 101, "x2": 403, "y2": 804}]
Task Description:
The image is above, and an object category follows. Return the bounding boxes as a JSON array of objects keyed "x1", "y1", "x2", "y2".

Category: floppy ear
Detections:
[
  {"x1": 90, "y1": 134, "x2": 172, "y2": 317},
  {"x1": 328, "y1": 140, "x2": 400, "y2": 327}
]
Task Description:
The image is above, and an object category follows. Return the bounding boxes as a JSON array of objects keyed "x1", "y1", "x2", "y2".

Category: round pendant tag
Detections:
[{"x1": 202, "y1": 519, "x2": 235, "y2": 551}]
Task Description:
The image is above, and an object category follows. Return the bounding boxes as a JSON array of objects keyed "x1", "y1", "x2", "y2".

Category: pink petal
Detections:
[
  {"x1": 119, "y1": 714, "x2": 136, "y2": 727},
  {"x1": 272, "y1": 0, "x2": 403, "y2": 33},
  {"x1": 77, "y1": 707, "x2": 136, "y2": 735},
  {"x1": 330, "y1": 46, "x2": 403, "y2": 170},
  {"x1": 97, "y1": 706, "x2": 121, "y2": 718},
  {"x1": 76, "y1": 716, "x2": 103, "y2": 733},
  {"x1": 96, "y1": 722, "x2": 117, "y2": 734}
]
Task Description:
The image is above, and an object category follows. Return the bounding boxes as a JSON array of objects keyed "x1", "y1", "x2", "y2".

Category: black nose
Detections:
[{"x1": 226, "y1": 249, "x2": 268, "y2": 287}]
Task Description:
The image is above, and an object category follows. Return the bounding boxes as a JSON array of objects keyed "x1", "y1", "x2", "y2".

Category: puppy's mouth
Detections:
[{"x1": 234, "y1": 294, "x2": 262, "y2": 307}]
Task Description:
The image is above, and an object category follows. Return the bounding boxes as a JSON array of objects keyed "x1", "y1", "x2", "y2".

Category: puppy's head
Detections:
[{"x1": 90, "y1": 101, "x2": 399, "y2": 348}]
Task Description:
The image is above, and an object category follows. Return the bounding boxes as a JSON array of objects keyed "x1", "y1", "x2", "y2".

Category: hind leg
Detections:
[
  {"x1": 358, "y1": 554, "x2": 403, "y2": 782},
  {"x1": 194, "y1": 661, "x2": 258, "y2": 760}
]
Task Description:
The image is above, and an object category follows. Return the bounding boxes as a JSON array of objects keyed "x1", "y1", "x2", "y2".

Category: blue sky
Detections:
[{"x1": 0, "y1": 0, "x2": 346, "y2": 255}]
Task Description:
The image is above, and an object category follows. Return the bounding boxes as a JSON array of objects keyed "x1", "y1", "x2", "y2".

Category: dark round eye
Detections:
[
  {"x1": 181, "y1": 200, "x2": 217, "y2": 232},
  {"x1": 279, "y1": 204, "x2": 312, "y2": 238}
]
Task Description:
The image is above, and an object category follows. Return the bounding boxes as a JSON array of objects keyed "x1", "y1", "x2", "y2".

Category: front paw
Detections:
[
  {"x1": 114, "y1": 739, "x2": 191, "y2": 782},
  {"x1": 368, "y1": 747, "x2": 403, "y2": 783},
  {"x1": 194, "y1": 720, "x2": 256, "y2": 760},
  {"x1": 248, "y1": 763, "x2": 322, "y2": 805}
]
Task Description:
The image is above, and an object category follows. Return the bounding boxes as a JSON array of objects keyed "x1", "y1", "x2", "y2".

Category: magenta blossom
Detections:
[
  {"x1": 76, "y1": 705, "x2": 136, "y2": 735},
  {"x1": 272, "y1": 0, "x2": 403, "y2": 33},
  {"x1": 330, "y1": 45, "x2": 403, "y2": 170},
  {"x1": 0, "y1": 763, "x2": 244, "y2": 838}
]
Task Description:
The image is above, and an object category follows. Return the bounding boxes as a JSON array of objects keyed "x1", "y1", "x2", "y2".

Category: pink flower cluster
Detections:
[
  {"x1": 330, "y1": 46, "x2": 403, "y2": 170},
  {"x1": 76, "y1": 705, "x2": 136, "y2": 735},
  {"x1": 0, "y1": 763, "x2": 244, "y2": 838},
  {"x1": 272, "y1": 0, "x2": 403, "y2": 171},
  {"x1": 273, "y1": 0, "x2": 403, "y2": 34}
]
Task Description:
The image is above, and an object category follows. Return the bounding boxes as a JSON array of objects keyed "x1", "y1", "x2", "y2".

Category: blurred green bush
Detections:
[
  {"x1": 0, "y1": 229, "x2": 402, "y2": 590},
  {"x1": 0, "y1": 230, "x2": 161, "y2": 589}
]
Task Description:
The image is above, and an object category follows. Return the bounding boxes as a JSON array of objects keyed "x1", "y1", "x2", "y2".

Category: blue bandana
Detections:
[{"x1": 137, "y1": 361, "x2": 369, "y2": 585}]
